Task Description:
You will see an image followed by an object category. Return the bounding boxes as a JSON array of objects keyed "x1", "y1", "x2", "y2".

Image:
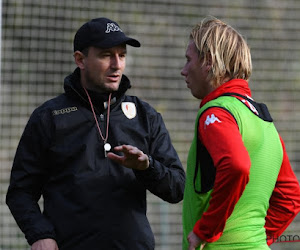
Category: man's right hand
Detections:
[{"x1": 31, "y1": 239, "x2": 59, "y2": 250}]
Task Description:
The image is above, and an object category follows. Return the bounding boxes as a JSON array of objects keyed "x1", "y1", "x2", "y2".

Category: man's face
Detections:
[
  {"x1": 80, "y1": 44, "x2": 127, "y2": 92},
  {"x1": 181, "y1": 41, "x2": 213, "y2": 99}
]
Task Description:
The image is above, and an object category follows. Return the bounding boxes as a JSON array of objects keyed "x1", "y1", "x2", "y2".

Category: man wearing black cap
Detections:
[{"x1": 6, "y1": 18, "x2": 185, "y2": 250}]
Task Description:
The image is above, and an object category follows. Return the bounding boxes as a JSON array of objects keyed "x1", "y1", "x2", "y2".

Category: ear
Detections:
[
  {"x1": 205, "y1": 54, "x2": 212, "y2": 72},
  {"x1": 74, "y1": 51, "x2": 85, "y2": 69}
]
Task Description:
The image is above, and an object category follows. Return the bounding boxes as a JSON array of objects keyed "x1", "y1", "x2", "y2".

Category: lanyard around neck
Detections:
[{"x1": 83, "y1": 87, "x2": 112, "y2": 143}]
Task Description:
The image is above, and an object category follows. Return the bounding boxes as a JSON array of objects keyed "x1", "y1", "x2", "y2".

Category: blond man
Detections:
[{"x1": 181, "y1": 17, "x2": 300, "y2": 250}]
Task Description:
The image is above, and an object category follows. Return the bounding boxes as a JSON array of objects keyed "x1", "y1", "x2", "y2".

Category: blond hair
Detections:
[{"x1": 190, "y1": 17, "x2": 252, "y2": 88}]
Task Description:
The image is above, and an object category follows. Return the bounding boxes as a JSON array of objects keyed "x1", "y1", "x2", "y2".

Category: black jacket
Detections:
[{"x1": 6, "y1": 68, "x2": 185, "y2": 250}]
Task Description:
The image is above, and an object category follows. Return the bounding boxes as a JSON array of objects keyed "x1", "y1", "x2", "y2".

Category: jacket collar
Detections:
[{"x1": 200, "y1": 79, "x2": 252, "y2": 108}]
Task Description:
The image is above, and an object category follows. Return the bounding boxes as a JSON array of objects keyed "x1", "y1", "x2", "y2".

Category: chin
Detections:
[
  {"x1": 103, "y1": 82, "x2": 119, "y2": 91},
  {"x1": 190, "y1": 90, "x2": 199, "y2": 99}
]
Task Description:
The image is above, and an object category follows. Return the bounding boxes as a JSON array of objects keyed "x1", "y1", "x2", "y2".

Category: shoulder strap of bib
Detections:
[{"x1": 221, "y1": 92, "x2": 273, "y2": 122}]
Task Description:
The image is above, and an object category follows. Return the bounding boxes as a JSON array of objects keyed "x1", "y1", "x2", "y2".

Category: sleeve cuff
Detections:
[{"x1": 193, "y1": 220, "x2": 223, "y2": 243}]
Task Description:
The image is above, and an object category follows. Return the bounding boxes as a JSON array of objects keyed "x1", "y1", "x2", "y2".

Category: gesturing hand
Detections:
[{"x1": 107, "y1": 145, "x2": 150, "y2": 170}]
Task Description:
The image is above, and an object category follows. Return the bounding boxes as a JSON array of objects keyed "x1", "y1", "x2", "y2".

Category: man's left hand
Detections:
[{"x1": 188, "y1": 231, "x2": 205, "y2": 250}]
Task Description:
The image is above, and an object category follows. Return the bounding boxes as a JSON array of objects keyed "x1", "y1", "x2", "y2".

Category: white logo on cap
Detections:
[
  {"x1": 122, "y1": 102, "x2": 136, "y2": 119},
  {"x1": 105, "y1": 23, "x2": 122, "y2": 33}
]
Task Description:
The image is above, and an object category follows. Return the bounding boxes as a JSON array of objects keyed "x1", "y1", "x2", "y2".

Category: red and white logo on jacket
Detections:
[{"x1": 122, "y1": 102, "x2": 137, "y2": 119}]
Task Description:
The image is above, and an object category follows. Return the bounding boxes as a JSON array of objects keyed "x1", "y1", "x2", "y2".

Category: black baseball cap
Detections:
[{"x1": 73, "y1": 17, "x2": 141, "y2": 52}]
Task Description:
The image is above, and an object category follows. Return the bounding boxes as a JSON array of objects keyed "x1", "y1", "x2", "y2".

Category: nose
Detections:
[
  {"x1": 181, "y1": 66, "x2": 187, "y2": 77},
  {"x1": 111, "y1": 55, "x2": 122, "y2": 69}
]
